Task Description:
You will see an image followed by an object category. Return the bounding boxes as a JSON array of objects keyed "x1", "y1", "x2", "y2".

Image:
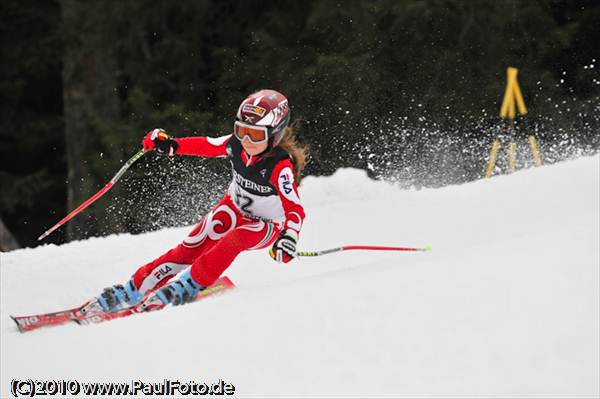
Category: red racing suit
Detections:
[{"x1": 131, "y1": 134, "x2": 305, "y2": 292}]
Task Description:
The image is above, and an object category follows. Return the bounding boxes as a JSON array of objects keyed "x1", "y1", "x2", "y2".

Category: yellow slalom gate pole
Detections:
[
  {"x1": 500, "y1": 68, "x2": 527, "y2": 120},
  {"x1": 486, "y1": 139, "x2": 501, "y2": 178},
  {"x1": 528, "y1": 135, "x2": 542, "y2": 166},
  {"x1": 508, "y1": 142, "x2": 517, "y2": 173},
  {"x1": 488, "y1": 66, "x2": 540, "y2": 177}
]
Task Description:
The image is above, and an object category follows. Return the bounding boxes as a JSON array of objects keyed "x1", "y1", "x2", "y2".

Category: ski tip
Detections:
[
  {"x1": 219, "y1": 275, "x2": 236, "y2": 287},
  {"x1": 9, "y1": 315, "x2": 24, "y2": 333}
]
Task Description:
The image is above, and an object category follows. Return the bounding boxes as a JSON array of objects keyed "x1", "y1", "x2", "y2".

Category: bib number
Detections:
[{"x1": 235, "y1": 193, "x2": 254, "y2": 213}]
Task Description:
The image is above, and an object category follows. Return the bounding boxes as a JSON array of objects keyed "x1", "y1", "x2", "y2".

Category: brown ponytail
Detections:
[{"x1": 275, "y1": 122, "x2": 309, "y2": 184}]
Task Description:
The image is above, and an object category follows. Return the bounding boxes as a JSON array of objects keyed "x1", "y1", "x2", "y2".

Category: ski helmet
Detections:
[{"x1": 236, "y1": 89, "x2": 291, "y2": 147}]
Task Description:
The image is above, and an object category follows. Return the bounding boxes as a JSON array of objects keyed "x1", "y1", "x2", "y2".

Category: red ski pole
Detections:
[
  {"x1": 297, "y1": 245, "x2": 432, "y2": 257},
  {"x1": 38, "y1": 149, "x2": 146, "y2": 241}
]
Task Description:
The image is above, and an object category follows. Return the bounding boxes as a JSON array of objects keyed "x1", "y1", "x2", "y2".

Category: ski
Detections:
[{"x1": 11, "y1": 276, "x2": 235, "y2": 333}]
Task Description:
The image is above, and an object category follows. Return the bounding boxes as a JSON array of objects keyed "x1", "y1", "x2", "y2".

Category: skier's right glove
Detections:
[{"x1": 142, "y1": 128, "x2": 179, "y2": 156}]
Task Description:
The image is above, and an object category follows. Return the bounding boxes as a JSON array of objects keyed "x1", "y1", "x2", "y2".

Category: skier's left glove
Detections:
[
  {"x1": 142, "y1": 128, "x2": 179, "y2": 156},
  {"x1": 269, "y1": 230, "x2": 298, "y2": 263}
]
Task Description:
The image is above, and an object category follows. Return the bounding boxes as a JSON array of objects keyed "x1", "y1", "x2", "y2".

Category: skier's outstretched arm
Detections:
[{"x1": 142, "y1": 128, "x2": 231, "y2": 158}]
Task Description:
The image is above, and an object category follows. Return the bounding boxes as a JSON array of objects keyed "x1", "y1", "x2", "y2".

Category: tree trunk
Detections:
[
  {"x1": 61, "y1": 1, "x2": 120, "y2": 241},
  {"x1": 0, "y1": 218, "x2": 20, "y2": 252}
]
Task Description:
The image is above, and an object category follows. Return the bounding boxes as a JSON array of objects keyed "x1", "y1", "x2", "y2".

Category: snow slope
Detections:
[{"x1": 1, "y1": 156, "x2": 599, "y2": 398}]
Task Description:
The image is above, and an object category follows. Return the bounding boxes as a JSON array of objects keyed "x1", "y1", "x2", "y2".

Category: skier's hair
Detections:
[{"x1": 273, "y1": 121, "x2": 308, "y2": 184}]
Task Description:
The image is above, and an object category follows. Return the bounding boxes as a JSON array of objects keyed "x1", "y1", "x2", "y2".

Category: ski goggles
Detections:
[{"x1": 233, "y1": 120, "x2": 269, "y2": 144}]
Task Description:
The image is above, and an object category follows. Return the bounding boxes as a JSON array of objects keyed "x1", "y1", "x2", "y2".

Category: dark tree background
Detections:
[{"x1": 1, "y1": 0, "x2": 598, "y2": 250}]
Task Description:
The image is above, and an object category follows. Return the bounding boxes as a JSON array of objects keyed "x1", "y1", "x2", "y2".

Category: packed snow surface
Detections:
[{"x1": 1, "y1": 156, "x2": 599, "y2": 398}]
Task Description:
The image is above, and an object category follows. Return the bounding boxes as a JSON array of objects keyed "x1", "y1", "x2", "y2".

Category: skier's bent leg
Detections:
[
  {"x1": 191, "y1": 222, "x2": 279, "y2": 287},
  {"x1": 132, "y1": 244, "x2": 199, "y2": 294},
  {"x1": 97, "y1": 244, "x2": 199, "y2": 313},
  {"x1": 154, "y1": 221, "x2": 278, "y2": 306}
]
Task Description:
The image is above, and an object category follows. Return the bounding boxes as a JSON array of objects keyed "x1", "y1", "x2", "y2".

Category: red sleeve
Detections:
[
  {"x1": 270, "y1": 159, "x2": 306, "y2": 236},
  {"x1": 174, "y1": 134, "x2": 232, "y2": 157}
]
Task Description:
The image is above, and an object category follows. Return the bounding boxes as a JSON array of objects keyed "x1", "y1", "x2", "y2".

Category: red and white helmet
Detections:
[{"x1": 236, "y1": 89, "x2": 291, "y2": 146}]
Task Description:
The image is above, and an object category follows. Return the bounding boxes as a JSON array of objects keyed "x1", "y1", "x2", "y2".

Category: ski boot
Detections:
[
  {"x1": 136, "y1": 270, "x2": 204, "y2": 312},
  {"x1": 96, "y1": 278, "x2": 143, "y2": 313}
]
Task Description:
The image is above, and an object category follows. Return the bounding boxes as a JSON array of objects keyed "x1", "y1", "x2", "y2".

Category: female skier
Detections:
[{"x1": 95, "y1": 89, "x2": 307, "y2": 311}]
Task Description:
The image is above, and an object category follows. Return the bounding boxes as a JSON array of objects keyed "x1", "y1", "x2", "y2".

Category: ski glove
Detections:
[
  {"x1": 269, "y1": 229, "x2": 298, "y2": 264},
  {"x1": 142, "y1": 128, "x2": 179, "y2": 156}
]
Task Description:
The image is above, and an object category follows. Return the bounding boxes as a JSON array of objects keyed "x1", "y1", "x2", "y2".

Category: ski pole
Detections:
[
  {"x1": 38, "y1": 149, "x2": 146, "y2": 241},
  {"x1": 297, "y1": 245, "x2": 432, "y2": 257}
]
